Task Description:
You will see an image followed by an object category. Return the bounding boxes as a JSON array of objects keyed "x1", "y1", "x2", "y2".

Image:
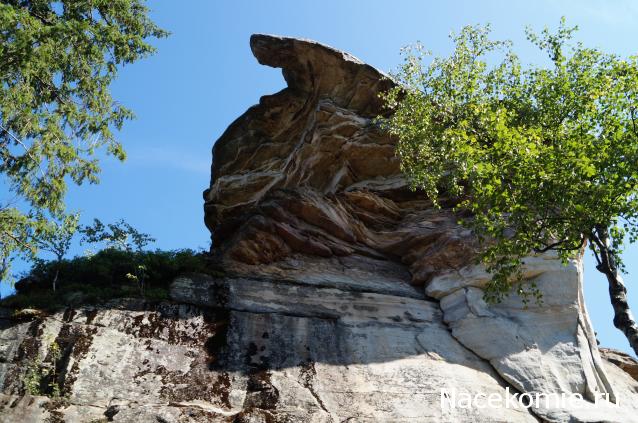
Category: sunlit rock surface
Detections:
[
  {"x1": 2, "y1": 34, "x2": 638, "y2": 423},
  {"x1": 600, "y1": 347, "x2": 638, "y2": 381}
]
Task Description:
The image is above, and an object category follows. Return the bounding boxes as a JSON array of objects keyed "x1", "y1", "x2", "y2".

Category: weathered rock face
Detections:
[
  {"x1": 2, "y1": 34, "x2": 638, "y2": 423},
  {"x1": 0, "y1": 302, "x2": 233, "y2": 422},
  {"x1": 600, "y1": 348, "x2": 638, "y2": 381},
  {"x1": 203, "y1": 34, "x2": 474, "y2": 287},
  {"x1": 198, "y1": 34, "x2": 638, "y2": 421}
]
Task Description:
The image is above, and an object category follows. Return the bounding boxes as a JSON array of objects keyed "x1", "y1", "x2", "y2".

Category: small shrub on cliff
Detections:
[{"x1": 22, "y1": 338, "x2": 62, "y2": 397}]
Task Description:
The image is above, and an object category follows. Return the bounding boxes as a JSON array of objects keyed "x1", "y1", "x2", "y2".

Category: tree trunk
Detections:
[
  {"x1": 592, "y1": 226, "x2": 638, "y2": 356},
  {"x1": 52, "y1": 264, "x2": 59, "y2": 292}
]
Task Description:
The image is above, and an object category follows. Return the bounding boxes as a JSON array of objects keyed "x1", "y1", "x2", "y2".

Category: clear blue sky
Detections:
[{"x1": 2, "y1": 0, "x2": 638, "y2": 356}]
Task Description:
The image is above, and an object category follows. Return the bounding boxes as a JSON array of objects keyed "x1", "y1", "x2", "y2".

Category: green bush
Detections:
[{"x1": 1, "y1": 248, "x2": 216, "y2": 310}]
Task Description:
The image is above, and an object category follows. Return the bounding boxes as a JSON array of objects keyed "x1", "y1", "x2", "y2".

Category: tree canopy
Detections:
[
  {"x1": 0, "y1": 0, "x2": 167, "y2": 280},
  {"x1": 382, "y1": 19, "x2": 638, "y2": 353}
]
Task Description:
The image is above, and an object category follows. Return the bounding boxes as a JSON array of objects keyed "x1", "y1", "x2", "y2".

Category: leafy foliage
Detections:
[
  {"x1": 0, "y1": 0, "x2": 168, "y2": 280},
  {"x1": 32, "y1": 211, "x2": 80, "y2": 291},
  {"x1": 35, "y1": 212, "x2": 80, "y2": 261},
  {"x1": 80, "y1": 218, "x2": 156, "y2": 252},
  {"x1": 125, "y1": 264, "x2": 148, "y2": 296},
  {"x1": 0, "y1": 207, "x2": 34, "y2": 280},
  {"x1": 382, "y1": 19, "x2": 638, "y2": 303},
  {"x1": 22, "y1": 338, "x2": 62, "y2": 397},
  {"x1": 2, "y1": 248, "x2": 215, "y2": 310}
]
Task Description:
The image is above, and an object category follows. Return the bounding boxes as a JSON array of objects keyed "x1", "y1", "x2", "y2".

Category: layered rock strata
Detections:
[
  {"x1": 2, "y1": 34, "x2": 638, "y2": 423},
  {"x1": 199, "y1": 34, "x2": 638, "y2": 422}
]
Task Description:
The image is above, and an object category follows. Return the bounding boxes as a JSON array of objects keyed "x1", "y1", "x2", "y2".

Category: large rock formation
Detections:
[{"x1": 2, "y1": 34, "x2": 638, "y2": 423}]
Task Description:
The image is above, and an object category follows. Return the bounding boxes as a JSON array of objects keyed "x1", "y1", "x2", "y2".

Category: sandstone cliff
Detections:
[{"x1": 2, "y1": 35, "x2": 638, "y2": 423}]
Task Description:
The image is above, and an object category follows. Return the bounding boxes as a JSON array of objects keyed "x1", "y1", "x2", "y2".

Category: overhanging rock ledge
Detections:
[{"x1": 2, "y1": 34, "x2": 638, "y2": 423}]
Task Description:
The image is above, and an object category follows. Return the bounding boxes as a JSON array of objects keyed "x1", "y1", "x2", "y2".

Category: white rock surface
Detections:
[
  {"x1": 3, "y1": 262, "x2": 638, "y2": 422},
  {"x1": 1, "y1": 283, "x2": 541, "y2": 422},
  {"x1": 429, "y1": 255, "x2": 638, "y2": 422}
]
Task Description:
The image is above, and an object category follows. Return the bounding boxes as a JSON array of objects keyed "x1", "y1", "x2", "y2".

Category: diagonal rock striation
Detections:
[
  {"x1": 2, "y1": 34, "x2": 638, "y2": 423},
  {"x1": 201, "y1": 34, "x2": 638, "y2": 422}
]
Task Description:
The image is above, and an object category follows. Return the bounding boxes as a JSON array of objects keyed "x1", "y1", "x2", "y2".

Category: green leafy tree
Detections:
[
  {"x1": 382, "y1": 19, "x2": 638, "y2": 354},
  {"x1": 80, "y1": 218, "x2": 155, "y2": 252},
  {"x1": 0, "y1": 208, "x2": 34, "y2": 280},
  {"x1": 0, "y1": 1, "x2": 167, "y2": 280},
  {"x1": 33, "y1": 212, "x2": 79, "y2": 291}
]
